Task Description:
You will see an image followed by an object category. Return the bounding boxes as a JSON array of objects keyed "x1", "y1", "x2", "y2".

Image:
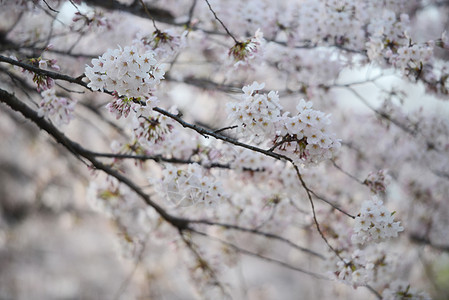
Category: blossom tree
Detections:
[{"x1": 0, "y1": 0, "x2": 448, "y2": 299}]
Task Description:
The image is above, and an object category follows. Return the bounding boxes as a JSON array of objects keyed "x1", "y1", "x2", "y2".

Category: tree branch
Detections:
[
  {"x1": 191, "y1": 228, "x2": 329, "y2": 279},
  {"x1": 0, "y1": 88, "x2": 324, "y2": 261},
  {"x1": 0, "y1": 88, "x2": 189, "y2": 230}
]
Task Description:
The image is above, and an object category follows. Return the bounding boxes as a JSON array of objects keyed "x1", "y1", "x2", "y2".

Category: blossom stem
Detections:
[{"x1": 203, "y1": 0, "x2": 239, "y2": 44}]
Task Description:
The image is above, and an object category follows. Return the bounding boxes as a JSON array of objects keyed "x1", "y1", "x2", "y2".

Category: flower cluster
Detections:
[
  {"x1": 105, "y1": 96, "x2": 138, "y2": 120},
  {"x1": 33, "y1": 55, "x2": 60, "y2": 91},
  {"x1": 367, "y1": 11, "x2": 434, "y2": 77},
  {"x1": 320, "y1": 1, "x2": 365, "y2": 49},
  {"x1": 364, "y1": 169, "x2": 391, "y2": 194},
  {"x1": 37, "y1": 88, "x2": 76, "y2": 126},
  {"x1": 227, "y1": 82, "x2": 282, "y2": 142},
  {"x1": 352, "y1": 198, "x2": 404, "y2": 244},
  {"x1": 10, "y1": 54, "x2": 60, "y2": 92},
  {"x1": 229, "y1": 29, "x2": 265, "y2": 68},
  {"x1": 275, "y1": 99, "x2": 341, "y2": 165},
  {"x1": 227, "y1": 82, "x2": 341, "y2": 165},
  {"x1": 388, "y1": 42, "x2": 434, "y2": 77},
  {"x1": 85, "y1": 45, "x2": 165, "y2": 102},
  {"x1": 366, "y1": 11, "x2": 410, "y2": 63},
  {"x1": 230, "y1": 147, "x2": 272, "y2": 171},
  {"x1": 330, "y1": 247, "x2": 403, "y2": 290},
  {"x1": 153, "y1": 164, "x2": 224, "y2": 207},
  {"x1": 334, "y1": 250, "x2": 374, "y2": 287}
]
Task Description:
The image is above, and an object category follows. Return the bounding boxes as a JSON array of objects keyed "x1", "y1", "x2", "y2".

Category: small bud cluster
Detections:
[
  {"x1": 436, "y1": 31, "x2": 449, "y2": 50},
  {"x1": 136, "y1": 29, "x2": 187, "y2": 61},
  {"x1": 10, "y1": 54, "x2": 59, "y2": 92},
  {"x1": 32, "y1": 73, "x2": 54, "y2": 92},
  {"x1": 105, "y1": 96, "x2": 138, "y2": 120},
  {"x1": 36, "y1": 56, "x2": 60, "y2": 72},
  {"x1": 229, "y1": 29, "x2": 264, "y2": 68},
  {"x1": 227, "y1": 82, "x2": 341, "y2": 166},
  {"x1": 153, "y1": 164, "x2": 224, "y2": 207},
  {"x1": 364, "y1": 169, "x2": 391, "y2": 194},
  {"x1": 352, "y1": 198, "x2": 404, "y2": 244},
  {"x1": 85, "y1": 45, "x2": 165, "y2": 102},
  {"x1": 33, "y1": 55, "x2": 59, "y2": 91},
  {"x1": 38, "y1": 88, "x2": 76, "y2": 126},
  {"x1": 72, "y1": 10, "x2": 111, "y2": 31},
  {"x1": 382, "y1": 280, "x2": 431, "y2": 300},
  {"x1": 132, "y1": 110, "x2": 175, "y2": 145}
]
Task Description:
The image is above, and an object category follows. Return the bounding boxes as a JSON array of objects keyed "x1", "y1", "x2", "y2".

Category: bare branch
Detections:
[
  {"x1": 191, "y1": 228, "x2": 329, "y2": 280},
  {"x1": 203, "y1": 0, "x2": 239, "y2": 43},
  {"x1": 0, "y1": 88, "x2": 324, "y2": 261},
  {"x1": 188, "y1": 218, "x2": 325, "y2": 259}
]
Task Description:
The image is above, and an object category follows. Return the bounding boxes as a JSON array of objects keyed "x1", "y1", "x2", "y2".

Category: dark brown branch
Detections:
[
  {"x1": 0, "y1": 55, "x2": 355, "y2": 224},
  {"x1": 0, "y1": 55, "x2": 87, "y2": 87},
  {"x1": 42, "y1": 0, "x2": 60, "y2": 13},
  {"x1": 153, "y1": 107, "x2": 287, "y2": 161},
  {"x1": 88, "y1": 151, "x2": 234, "y2": 169},
  {"x1": 0, "y1": 88, "x2": 325, "y2": 260},
  {"x1": 0, "y1": 88, "x2": 189, "y2": 230},
  {"x1": 213, "y1": 125, "x2": 237, "y2": 134},
  {"x1": 83, "y1": 0, "x2": 176, "y2": 24}
]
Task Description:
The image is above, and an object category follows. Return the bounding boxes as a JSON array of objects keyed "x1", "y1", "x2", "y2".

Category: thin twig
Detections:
[
  {"x1": 190, "y1": 228, "x2": 329, "y2": 280},
  {"x1": 0, "y1": 88, "x2": 325, "y2": 263},
  {"x1": 179, "y1": 231, "x2": 232, "y2": 298},
  {"x1": 331, "y1": 159, "x2": 365, "y2": 186},
  {"x1": 42, "y1": 0, "x2": 60, "y2": 13},
  {"x1": 203, "y1": 0, "x2": 239, "y2": 43},
  {"x1": 214, "y1": 125, "x2": 237, "y2": 134},
  {"x1": 365, "y1": 284, "x2": 382, "y2": 299},
  {"x1": 0, "y1": 88, "x2": 189, "y2": 230},
  {"x1": 186, "y1": 0, "x2": 198, "y2": 27},
  {"x1": 188, "y1": 218, "x2": 324, "y2": 259},
  {"x1": 0, "y1": 56, "x2": 355, "y2": 219},
  {"x1": 292, "y1": 164, "x2": 345, "y2": 262},
  {"x1": 113, "y1": 236, "x2": 148, "y2": 300},
  {"x1": 138, "y1": 0, "x2": 159, "y2": 30},
  {"x1": 308, "y1": 190, "x2": 356, "y2": 219}
]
